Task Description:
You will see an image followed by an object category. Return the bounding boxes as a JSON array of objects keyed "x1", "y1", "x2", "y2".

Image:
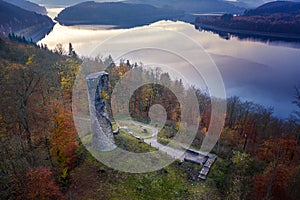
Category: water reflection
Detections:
[
  {"x1": 39, "y1": 20, "x2": 300, "y2": 118},
  {"x1": 195, "y1": 25, "x2": 300, "y2": 49}
]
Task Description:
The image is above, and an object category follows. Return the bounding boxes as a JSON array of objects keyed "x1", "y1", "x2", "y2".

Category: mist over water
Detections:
[{"x1": 39, "y1": 18, "x2": 300, "y2": 118}]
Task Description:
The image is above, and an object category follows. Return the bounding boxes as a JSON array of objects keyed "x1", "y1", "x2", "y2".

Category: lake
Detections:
[{"x1": 39, "y1": 8, "x2": 300, "y2": 119}]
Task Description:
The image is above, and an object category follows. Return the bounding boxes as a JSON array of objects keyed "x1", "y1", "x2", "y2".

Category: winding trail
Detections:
[
  {"x1": 75, "y1": 116, "x2": 216, "y2": 179},
  {"x1": 121, "y1": 120, "x2": 217, "y2": 180},
  {"x1": 130, "y1": 121, "x2": 187, "y2": 161}
]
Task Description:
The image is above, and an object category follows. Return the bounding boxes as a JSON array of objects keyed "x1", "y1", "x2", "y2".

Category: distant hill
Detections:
[
  {"x1": 30, "y1": 0, "x2": 129, "y2": 7},
  {"x1": 125, "y1": 0, "x2": 244, "y2": 14},
  {"x1": 3, "y1": 0, "x2": 47, "y2": 15},
  {"x1": 245, "y1": 1, "x2": 300, "y2": 15},
  {"x1": 55, "y1": 1, "x2": 185, "y2": 28},
  {"x1": 0, "y1": 0, "x2": 55, "y2": 42},
  {"x1": 228, "y1": 0, "x2": 266, "y2": 8},
  {"x1": 31, "y1": 0, "x2": 94, "y2": 7},
  {"x1": 228, "y1": 0, "x2": 300, "y2": 9},
  {"x1": 195, "y1": 1, "x2": 300, "y2": 39}
]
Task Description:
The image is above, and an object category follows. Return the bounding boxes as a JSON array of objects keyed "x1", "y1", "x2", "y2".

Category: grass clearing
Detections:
[{"x1": 69, "y1": 131, "x2": 215, "y2": 199}]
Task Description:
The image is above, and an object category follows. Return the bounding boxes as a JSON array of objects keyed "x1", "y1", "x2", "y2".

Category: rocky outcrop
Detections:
[{"x1": 86, "y1": 72, "x2": 116, "y2": 151}]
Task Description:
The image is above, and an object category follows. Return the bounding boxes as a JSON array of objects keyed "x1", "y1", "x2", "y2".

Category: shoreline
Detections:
[{"x1": 195, "y1": 23, "x2": 300, "y2": 41}]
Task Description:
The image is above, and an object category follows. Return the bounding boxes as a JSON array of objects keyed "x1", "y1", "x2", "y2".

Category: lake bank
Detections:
[{"x1": 195, "y1": 23, "x2": 300, "y2": 42}]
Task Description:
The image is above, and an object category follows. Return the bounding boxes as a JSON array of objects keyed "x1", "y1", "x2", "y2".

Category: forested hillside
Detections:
[
  {"x1": 125, "y1": 0, "x2": 244, "y2": 14},
  {"x1": 0, "y1": 0, "x2": 54, "y2": 42},
  {"x1": 244, "y1": 1, "x2": 300, "y2": 15},
  {"x1": 0, "y1": 38, "x2": 80, "y2": 199},
  {"x1": 55, "y1": 1, "x2": 184, "y2": 28},
  {"x1": 0, "y1": 37, "x2": 299, "y2": 199},
  {"x1": 2, "y1": 0, "x2": 47, "y2": 15},
  {"x1": 195, "y1": 1, "x2": 300, "y2": 37}
]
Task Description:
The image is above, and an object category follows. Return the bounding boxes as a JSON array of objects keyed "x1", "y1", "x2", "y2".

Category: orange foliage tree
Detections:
[
  {"x1": 25, "y1": 167, "x2": 65, "y2": 200},
  {"x1": 253, "y1": 134, "x2": 300, "y2": 199},
  {"x1": 50, "y1": 105, "x2": 78, "y2": 185},
  {"x1": 253, "y1": 164, "x2": 299, "y2": 200},
  {"x1": 257, "y1": 134, "x2": 298, "y2": 164}
]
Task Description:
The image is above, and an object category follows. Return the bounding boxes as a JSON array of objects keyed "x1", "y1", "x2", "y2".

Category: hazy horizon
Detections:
[{"x1": 30, "y1": 0, "x2": 294, "y2": 8}]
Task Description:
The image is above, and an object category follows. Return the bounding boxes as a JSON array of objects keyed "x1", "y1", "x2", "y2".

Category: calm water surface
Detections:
[{"x1": 39, "y1": 8, "x2": 300, "y2": 118}]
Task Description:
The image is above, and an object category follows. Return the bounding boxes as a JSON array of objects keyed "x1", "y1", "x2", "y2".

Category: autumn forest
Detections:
[{"x1": 0, "y1": 36, "x2": 299, "y2": 199}]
